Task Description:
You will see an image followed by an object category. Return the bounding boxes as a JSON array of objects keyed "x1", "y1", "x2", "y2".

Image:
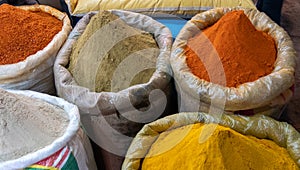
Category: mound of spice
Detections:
[
  {"x1": 0, "y1": 89, "x2": 69, "y2": 162},
  {"x1": 68, "y1": 11, "x2": 159, "y2": 92},
  {"x1": 142, "y1": 123, "x2": 299, "y2": 170},
  {"x1": 0, "y1": 4, "x2": 62, "y2": 65},
  {"x1": 184, "y1": 10, "x2": 276, "y2": 87}
]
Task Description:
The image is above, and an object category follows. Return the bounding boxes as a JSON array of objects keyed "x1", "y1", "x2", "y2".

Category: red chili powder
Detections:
[
  {"x1": 0, "y1": 4, "x2": 63, "y2": 65},
  {"x1": 184, "y1": 10, "x2": 277, "y2": 87}
]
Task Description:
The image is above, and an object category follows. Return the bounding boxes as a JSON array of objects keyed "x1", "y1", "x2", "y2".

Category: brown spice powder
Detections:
[{"x1": 0, "y1": 4, "x2": 62, "y2": 65}]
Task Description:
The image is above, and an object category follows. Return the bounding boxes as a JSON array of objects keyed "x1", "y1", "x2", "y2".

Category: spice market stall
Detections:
[{"x1": 1, "y1": 0, "x2": 299, "y2": 170}]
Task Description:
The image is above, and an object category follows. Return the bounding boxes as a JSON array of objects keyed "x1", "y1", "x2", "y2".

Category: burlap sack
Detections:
[
  {"x1": 171, "y1": 7, "x2": 296, "y2": 118},
  {"x1": 54, "y1": 10, "x2": 174, "y2": 170},
  {"x1": 0, "y1": 5, "x2": 71, "y2": 95}
]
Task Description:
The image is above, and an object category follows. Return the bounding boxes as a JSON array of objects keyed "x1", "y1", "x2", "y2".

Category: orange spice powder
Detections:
[
  {"x1": 184, "y1": 10, "x2": 277, "y2": 87},
  {"x1": 0, "y1": 4, "x2": 62, "y2": 65}
]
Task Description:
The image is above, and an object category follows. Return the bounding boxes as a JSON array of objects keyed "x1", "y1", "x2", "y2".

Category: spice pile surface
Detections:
[
  {"x1": 0, "y1": 89, "x2": 69, "y2": 162},
  {"x1": 0, "y1": 4, "x2": 62, "y2": 65},
  {"x1": 142, "y1": 123, "x2": 299, "y2": 170},
  {"x1": 185, "y1": 10, "x2": 276, "y2": 87},
  {"x1": 68, "y1": 11, "x2": 159, "y2": 92}
]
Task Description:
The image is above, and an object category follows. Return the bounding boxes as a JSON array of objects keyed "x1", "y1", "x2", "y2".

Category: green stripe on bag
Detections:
[{"x1": 61, "y1": 153, "x2": 79, "y2": 170}]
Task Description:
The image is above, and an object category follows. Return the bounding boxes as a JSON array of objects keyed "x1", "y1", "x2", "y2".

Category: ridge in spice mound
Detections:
[
  {"x1": 185, "y1": 10, "x2": 277, "y2": 87},
  {"x1": 142, "y1": 124, "x2": 299, "y2": 170},
  {"x1": 0, "y1": 4, "x2": 62, "y2": 65},
  {"x1": 0, "y1": 89, "x2": 69, "y2": 162},
  {"x1": 68, "y1": 11, "x2": 159, "y2": 92}
]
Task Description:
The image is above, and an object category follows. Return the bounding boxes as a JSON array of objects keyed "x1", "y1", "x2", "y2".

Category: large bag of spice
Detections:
[
  {"x1": 54, "y1": 10, "x2": 174, "y2": 170},
  {"x1": 123, "y1": 112, "x2": 300, "y2": 169},
  {"x1": 171, "y1": 7, "x2": 296, "y2": 118},
  {"x1": 0, "y1": 89, "x2": 97, "y2": 170},
  {"x1": 0, "y1": 4, "x2": 72, "y2": 95},
  {"x1": 64, "y1": 0, "x2": 255, "y2": 18}
]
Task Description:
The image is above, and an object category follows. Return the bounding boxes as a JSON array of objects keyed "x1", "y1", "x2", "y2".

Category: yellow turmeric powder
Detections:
[{"x1": 142, "y1": 123, "x2": 299, "y2": 170}]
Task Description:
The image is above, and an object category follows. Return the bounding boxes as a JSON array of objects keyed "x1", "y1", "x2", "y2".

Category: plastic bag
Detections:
[
  {"x1": 123, "y1": 112, "x2": 300, "y2": 169},
  {"x1": 54, "y1": 10, "x2": 174, "y2": 170},
  {"x1": 170, "y1": 7, "x2": 296, "y2": 118},
  {"x1": 0, "y1": 5, "x2": 72, "y2": 95}
]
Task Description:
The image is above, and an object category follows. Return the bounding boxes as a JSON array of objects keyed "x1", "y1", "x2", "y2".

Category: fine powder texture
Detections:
[
  {"x1": 0, "y1": 4, "x2": 62, "y2": 65},
  {"x1": 0, "y1": 89, "x2": 69, "y2": 162},
  {"x1": 68, "y1": 11, "x2": 159, "y2": 92},
  {"x1": 185, "y1": 10, "x2": 276, "y2": 87},
  {"x1": 142, "y1": 123, "x2": 299, "y2": 170}
]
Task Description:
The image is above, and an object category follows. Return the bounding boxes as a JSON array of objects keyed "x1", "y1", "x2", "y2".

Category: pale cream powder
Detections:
[{"x1": 0, "y1": 89, "x2": 69, "y2": 162}]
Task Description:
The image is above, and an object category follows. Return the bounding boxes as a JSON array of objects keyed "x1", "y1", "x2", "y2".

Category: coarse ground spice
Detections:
[
  {"x1": 68, "y1": 11, "x2": 158, "y2": 92},
  {"x1": 0, "y1": 4, "x2": 62, "y2": 65},
  {"x1": 184, "y1": 10, "x2": 277, "y2": 87},
  {"x1": 142, "y1": 123, "x2": 299, "y2": 170}
]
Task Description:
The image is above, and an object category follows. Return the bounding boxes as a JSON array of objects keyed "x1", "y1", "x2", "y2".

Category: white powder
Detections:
[{"x1": 0, "y1": 89, "x2": 69, "y2": 162}]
